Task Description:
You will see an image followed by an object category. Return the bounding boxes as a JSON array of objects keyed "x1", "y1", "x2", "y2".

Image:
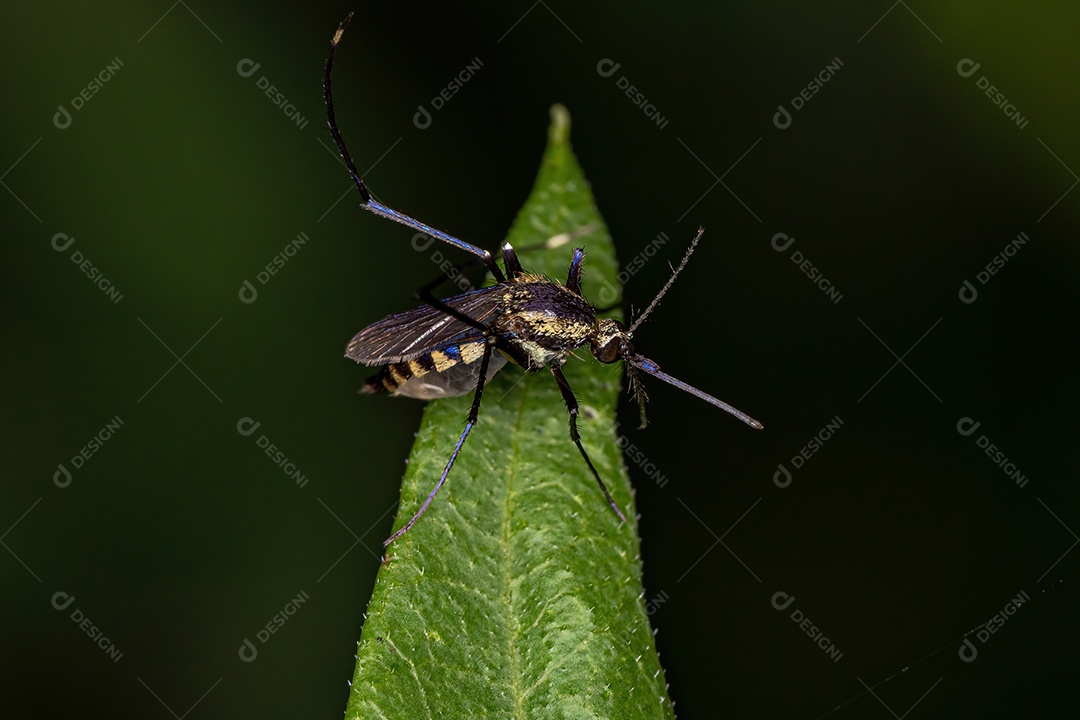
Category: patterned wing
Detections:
[{"x1": 345, "y1": 285, "x2": 507, "y2": 365}]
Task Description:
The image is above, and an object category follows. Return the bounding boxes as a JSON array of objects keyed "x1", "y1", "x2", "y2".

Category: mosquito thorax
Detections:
[{"x1": 591, "y1": 317, "x2": 630, "y2": 364}]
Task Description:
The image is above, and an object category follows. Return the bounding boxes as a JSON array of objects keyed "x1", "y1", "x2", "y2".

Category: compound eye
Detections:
[{"x1": 595, "y1": 336, "x2": 621, "y2": 364}]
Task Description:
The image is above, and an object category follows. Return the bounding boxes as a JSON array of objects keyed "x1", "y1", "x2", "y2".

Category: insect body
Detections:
[{"x1": 325, "y1": 14, "x2": 763, "y2": 547}]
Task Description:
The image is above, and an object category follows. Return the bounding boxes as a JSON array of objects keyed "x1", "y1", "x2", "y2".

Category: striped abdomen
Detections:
[{"x1": 363, "y1": 341, "x2": 507, "y2": 400}]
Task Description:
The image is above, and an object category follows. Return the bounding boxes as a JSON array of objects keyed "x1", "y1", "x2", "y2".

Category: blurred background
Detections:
[{"x1": 3, "y1": 1, "x2": 1078, "y2": 717}]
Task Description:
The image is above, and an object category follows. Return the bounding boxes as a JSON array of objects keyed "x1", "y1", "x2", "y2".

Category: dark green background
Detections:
[{"x1": 3, "y1": 2, "x2": 1077, "y2": 718}]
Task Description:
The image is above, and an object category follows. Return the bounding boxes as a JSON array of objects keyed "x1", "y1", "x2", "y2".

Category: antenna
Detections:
[{"x1": 628, "y1": 226, "x2": 703, "y2": 336}]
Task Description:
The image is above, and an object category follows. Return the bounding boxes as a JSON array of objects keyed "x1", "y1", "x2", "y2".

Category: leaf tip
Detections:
[{"x1": 548, "y1": 103, "x2": 571, "y2": 145}]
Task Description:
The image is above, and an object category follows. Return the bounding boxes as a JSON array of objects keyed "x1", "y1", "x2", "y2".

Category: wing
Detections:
[{"x1": 345, "y1": 285, "x2": 507, "y2": 365}]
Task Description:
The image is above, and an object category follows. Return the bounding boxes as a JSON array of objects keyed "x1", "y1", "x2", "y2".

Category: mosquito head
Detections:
[
  {"x1": 591, "y1": 317, "x2": 634, "y2": 364},
  {"x1": 589, "y1": 228, "x2": 764, "y2": 431}
]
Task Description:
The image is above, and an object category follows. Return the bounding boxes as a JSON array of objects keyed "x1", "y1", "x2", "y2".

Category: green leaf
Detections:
[{"x1": 345, "y1": 106, "x2": 674, "y2": 720}]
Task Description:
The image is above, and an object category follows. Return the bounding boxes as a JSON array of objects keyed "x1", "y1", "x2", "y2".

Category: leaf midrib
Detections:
[{"x1": 501, "y1": 372, "x2": 531, "y2": 719}]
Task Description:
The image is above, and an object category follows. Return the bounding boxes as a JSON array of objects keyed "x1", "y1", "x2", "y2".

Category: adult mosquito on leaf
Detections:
[{"x1": 324, "y1": 13, "x2": 763, "y2": 547}]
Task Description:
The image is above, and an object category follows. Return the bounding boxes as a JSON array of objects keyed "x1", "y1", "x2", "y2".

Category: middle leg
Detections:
[{"x1": 550, "y1": 364, "x2": 627, "y2": 524}]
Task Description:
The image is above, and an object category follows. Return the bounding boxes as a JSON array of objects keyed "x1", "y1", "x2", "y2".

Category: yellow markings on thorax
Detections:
[{"x1": 513, "y1": 309, "x2": 591, "y2": 342}]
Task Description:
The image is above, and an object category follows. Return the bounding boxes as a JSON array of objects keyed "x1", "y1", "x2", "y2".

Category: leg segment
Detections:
[
  {"x1": 325, "y1": 14, "x2": 503, "y2": 280},
  {"x1": 566, "y1": 248, "x2": 585, "y2": 295},
  {"x1": 383, "y1": 339, "x2": 496, "y2": 546},
  {"x1": 415, "y1": 266, "x2": 492, "y2": 334},
  {"x1": 549, "y1": 365, "x2": 627, "y2": 523}
]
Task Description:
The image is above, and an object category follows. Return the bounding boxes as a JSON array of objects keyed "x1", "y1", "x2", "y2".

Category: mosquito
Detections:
[{"x1": 324, "y1": 13, "x2": 763, "y2": 546}]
